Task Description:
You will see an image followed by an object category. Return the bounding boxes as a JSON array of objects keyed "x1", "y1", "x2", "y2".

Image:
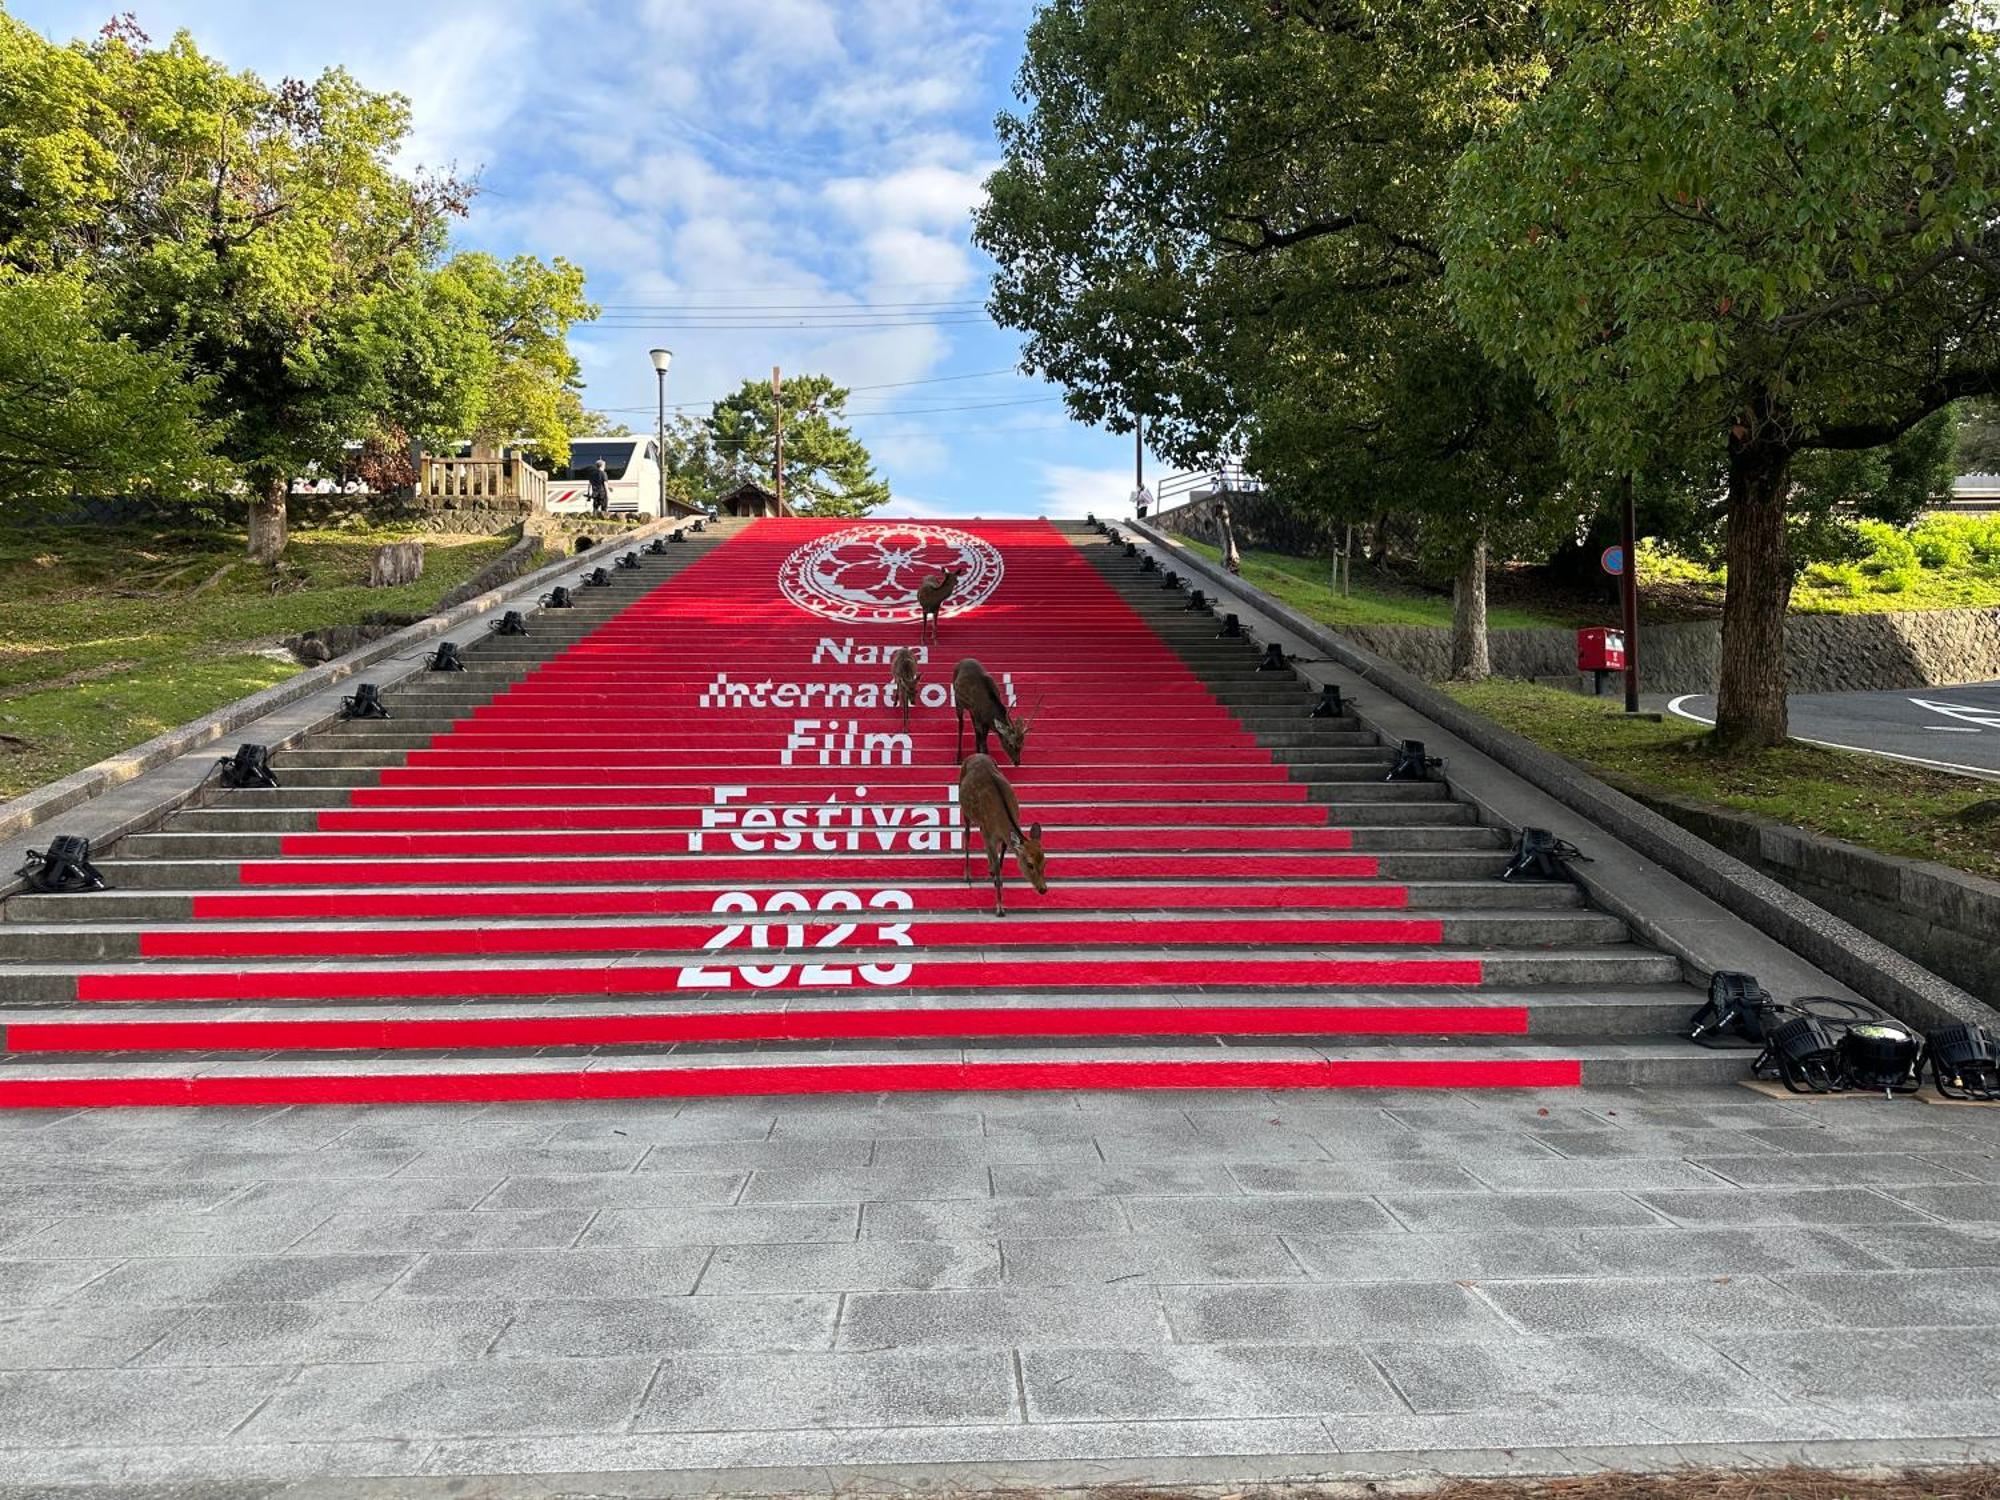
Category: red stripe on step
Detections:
[
  {"x1": 77, "y1": 958, "x2": 1482, "y2": 1002},
  {"x1": 139, "y1": 917, "x2": 1445, "y2": 959},
  {"x1": 0, "y1": 1056, "x2": 1582, "y2": 1109},
  {"x1": 189, "y1": 883, "x2": 1412, "y2": 920},
  {"x1": 236, "y1": 854, "x2": 1383, "y2": 886},
  {"x1": 349, "y1": 782, "x2": 1312, "y2": 804},
  {"x1": 272, "y1": 829, "x2": 1358, "y2": 857},
  {"x1": 8, "y1": 1004, "x2": 1527, "y2": 1053},
  {"x1": 314, "y1": 803, "x2": 1334, "y2": 830}
]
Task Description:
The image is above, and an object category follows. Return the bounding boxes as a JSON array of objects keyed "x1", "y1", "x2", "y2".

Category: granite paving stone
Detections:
[
  {"x1": 385, "y1": 1247, "x2": 708, "y2": 1301},
  {"x1": 1162, "y1": 1281, "x2": 1518, "y2": 1345},
  {"x1": 631, "y1": 1349, "x2": 1018, "y2": 1431},
  {"x1": 220, "y1": 1177, "x2": 509, "y2": 1215},
  {"x1": 1634, "y1": 1186, "x2": 1936, "y2": 1226},
  {"x1": 839, "y1": 1286, "x2": 1171, "y2": 1347},
  {"x1": 0, "y1": 1305, "x2": 190, "y2": 1369},
  {"x1": 861, "y1": 1197, "x2": 1130, "y2": 1240},
  {"x1": 475, "y1": 1171, "x2": 749, "y2": 1211},
  {"x1": 131, "y1": 1299, "x2": 512, "y2": 1366},
  {"x1": 1692, "y1": 1152, "x2": 1985, "y2": 1188},
  {"x1": 72, "y1": 1253, "x2": 416, "y2": 1306},
  {"x1": 391, "y1": 1145, "x2": 649, "y2": 1178},
  {"x1": 14, "y1": 1209, "x2": 333, "y2": 1259},
  {"x1": 1472, "y1": 1274, "x2": 1828, "y2": 1335},
  {"x1": 1571, "y1": 1225, "x2": 1897, "y2": 1276},
  {"x1": 286, "y1": 1209, "x2": 590, "y2": 1254},
  {"x1": 737, "y1": 1166, "x2": 994, "y2": 1203},
  {"x1": 1281, "y1": 1229, "x2": 1598, "y2": 1283},
  {"x1": 0, "y1": 1366, "x2": 290, "y2": 1447},
  {"x1": 578, "y1": 1204, "x2": 859, "y2": 1248},
  {"x1": 0, "y1": 1259, "x2": 125, "y2": 1304},
  {"x1": 1365, "y1": 1333, "x2": 1777, "y2": 1413},
  {"x1": 1123, "y1": 1194, "x2": 1402, "y2": 1237},
  {"x1": 1707, "y1": 1327, "x2": 2000, "y2": 1405},
  {"x1": 1021, "y1": 1345, "x2": 1400, "y2": 1421},
  {"x1": 698, "y1": 1239, "x2": 1000, "y2": 1293},
  {"x1": 491, "y1": 1295, "x2": 838, "y2": 1357},
  {"x1": 1001, "y1": 1233, "x2": 1304, "y2": 1286},
  {"x1": 1375, "y1": 1190, "x2": 1666, "y2": 1232},
  {"x1": 1877, "y1": 1182, "x2": 2000, "y2": 1221},
  {"x1": 1774, "y1": 1266, "x2": 2000, "y2": 1327},
  {"x1": 240, "y1": 1357, "x2": 657, "y2": 1440},
  {"x1": 1228, "y1": 1161, "x2": 1484, "y2": 1194},
  {"x1": 1834, "y1": 1222, "x2": 2000, "y2": 1268}
]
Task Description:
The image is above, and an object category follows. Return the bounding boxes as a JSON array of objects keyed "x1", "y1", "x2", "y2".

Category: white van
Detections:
[{"x1": 542, "y1": 437, "x2": 666, "y2": 517}]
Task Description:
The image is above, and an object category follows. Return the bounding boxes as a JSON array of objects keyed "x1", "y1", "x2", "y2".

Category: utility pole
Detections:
[
  {"x1": 1621, "y1": 473, "x2": 1641, "y2": 713},
  {"x1": 771, "y1": 366, "x2": 785, "y2": 514}
]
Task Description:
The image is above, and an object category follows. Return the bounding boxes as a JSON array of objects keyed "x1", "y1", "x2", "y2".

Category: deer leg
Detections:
[
  {"x1": 954, "y1": 706, "x2": 964, "y2": 763},
  {"x1": 988, "y1": 845, "x2": 1006, "y2": 917}
]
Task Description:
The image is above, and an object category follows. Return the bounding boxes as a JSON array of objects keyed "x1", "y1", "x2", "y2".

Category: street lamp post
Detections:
[{"x1": 649, "y1": 347, "x2": 673, "y2": 518}]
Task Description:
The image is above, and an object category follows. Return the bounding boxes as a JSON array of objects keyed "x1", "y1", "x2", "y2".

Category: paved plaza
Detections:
[{"x1": 1, "y1": 1082, "x2": 1998, "y2": 1488}]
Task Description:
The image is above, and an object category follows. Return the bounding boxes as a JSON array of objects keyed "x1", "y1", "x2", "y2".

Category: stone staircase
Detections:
[{"x1": 0, "y1": 517, "x2": 1730, "y2": 1107}]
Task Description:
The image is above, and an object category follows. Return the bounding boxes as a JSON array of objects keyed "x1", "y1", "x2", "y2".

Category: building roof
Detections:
[{"x1": 715, "y1": 480, "x2": 791, "y2": 515}]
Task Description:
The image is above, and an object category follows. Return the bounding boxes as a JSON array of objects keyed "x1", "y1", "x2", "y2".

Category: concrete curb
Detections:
[
  {"x1": 0, "y1": 516, "x2": 677, "y2": 849},
  {"x1": 1131, "y1": 518, "x2": 1997, "y2": 1034}
]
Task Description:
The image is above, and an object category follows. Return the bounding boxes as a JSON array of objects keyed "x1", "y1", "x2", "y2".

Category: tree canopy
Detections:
[
  {"x1": 1445, "y1": 0, "x2": 2000, "y2": 744},
  {"x1": 705, "y1": 374, "x2": 891, "y2": 517}
]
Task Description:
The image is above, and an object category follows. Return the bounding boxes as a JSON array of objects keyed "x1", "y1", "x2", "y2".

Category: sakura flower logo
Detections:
[{"x1": 778, "y1": 524, "x2": 1004, "y2": 623}]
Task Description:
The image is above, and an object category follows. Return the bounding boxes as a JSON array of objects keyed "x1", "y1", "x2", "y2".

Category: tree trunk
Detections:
[
  {"x1": 1217, "y1": 499, "x2": 1242, "y2": 574},
  {"x1": 1369, "y1": 512, "x2": 1389, "y2": 566},
  {"x1": 247, "y1": 469, "x2": 289, "y2": 564},
  {"x1": 1713, "y1": 437, "x2": 1795, "y2": 748},
  {"x1": 1449, "y1": 535, "x2": 1490, "y2": 680}
]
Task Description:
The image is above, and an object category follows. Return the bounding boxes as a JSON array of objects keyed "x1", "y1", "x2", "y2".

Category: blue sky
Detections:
[{"x1": 20, "y1": 0, "x2": 1157, "y2": 518}]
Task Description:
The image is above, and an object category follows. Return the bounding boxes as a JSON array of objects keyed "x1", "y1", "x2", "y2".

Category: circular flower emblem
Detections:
[{"x1": 778, "y1": 524, "x2": 1004, "y2": 623}]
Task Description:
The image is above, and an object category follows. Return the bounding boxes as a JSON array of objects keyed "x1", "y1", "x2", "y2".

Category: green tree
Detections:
[
  {"x1": 0, "y1": 272, "x2": 225, "y2": 504},
  {"x1": 973, "y1": 0, "x2": 1567, "y2": 673},
  {"x1": 1445, "y1": 0, "x2": 2000, "y2": 746},
  {"x1": 705, "y1": 374, "x2": 890, "y2": 517},
  {"x1": 435, "y1": 252, "x2": 596, "y2": 465},
  {"x1": 1957, "y1": 400, "x2": 2000, "y2": 475}
]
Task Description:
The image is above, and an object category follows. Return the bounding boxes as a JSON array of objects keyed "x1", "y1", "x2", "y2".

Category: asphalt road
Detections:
[{"x1": 1669, "y1": 680, "x2": 2000, "y2": 778}]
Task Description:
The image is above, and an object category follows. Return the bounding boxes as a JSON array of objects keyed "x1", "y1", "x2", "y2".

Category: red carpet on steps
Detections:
[{"x1": 0, "y1": 518, "x2": 1590, "y2": 1105}]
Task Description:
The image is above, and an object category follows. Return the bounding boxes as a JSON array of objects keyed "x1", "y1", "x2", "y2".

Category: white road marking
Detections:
[
  {"x1": 1661, "y1": 695, "x2": 2000, "y2": 780},
  {"x1": 1925, "y1": 726, "x2": 1981, "y2": 733},
  {"x1": 1909, "y1": 697, "x2": 2000, "y2": 731}
]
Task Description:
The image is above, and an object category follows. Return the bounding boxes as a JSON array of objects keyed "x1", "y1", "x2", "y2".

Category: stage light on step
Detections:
[
  {"x1": 1308, "y1": 684, "x2": 1346, "y2": 718},
  {"x1": 1218, "y1": 613, "x2": 1242, "y2": 638},
  {"x1": 1161, "y1": 571, "x2": 1180, "y2": 590},
  {"x1": 1257, "y1": 641, "x2": 1288, "y2": 672},
  {"x1": 1184, "y1": 589, "x2": 1209, "y2": 613},
  {"x1": 1928, "y1": 1022, "x2": 2000, "y2": 1100},
  {"x1": 17, "y1": 834, "x2": 105, "y2": 894},
  {"x1": 1086, "y1": 512, "x2": 1098, "y2": 526},
  {"x1": 425, "y1": 641, "x2": 465, "y2": 672},
  {"x1": 540, "y1": 586, "x2": 574, "y2": 609},
  {"x1": 489, "y1": 610, "x2": 528, "y2": 637},
  {"x1": 1123, "y1": 541, "x2": 1138, "y2": 558},
  {"x1": 583, "y1": 567, "x2": 612, "y2": 588},
  {"x1": 1688, "y1": 970, "x2": 1774, "y2": 1041},
  {"x1": 1140, "y1": 554, "x2": 1157, "y2": 572},
  {"x1": 1839, "y1": 1020, "x2": 1924, "y2": 1096},
  {"x1": 1498, "y1": 826, "x2": 1590, "y2": 883},
  {"x1": 215, "y1": 743, "x2": 279, "y2": 789},
  {"x1": 692, "y1": 518, "x2": 706, "y2": 532},
  {"x1": 339, "y1": 682, "x2": 389, "y2": 719},
  {"x1": 616, "y1": 552, "x2": 642, "y2": 570},
  {"x1": 1385, "y1": 739, "x2": 1442, "y2": 782},
  {"x1": 646, "y1": 538, "x2": 669, "y2": 555},
  {"x1": 671, "y1": 528, "x2": 687, "y2": 543},
  {"x1": 1759, "y1": 1014, "x2": 1846, "y2": 1094}
]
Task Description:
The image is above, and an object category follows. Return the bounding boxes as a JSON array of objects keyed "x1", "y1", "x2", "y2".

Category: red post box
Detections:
[
  {"x1": 1577, "y1": 627, "x2": 1627, "y2": 694},
  {"x1": 1577, "y1": 628, "x2": 1627, "y2": 672}
]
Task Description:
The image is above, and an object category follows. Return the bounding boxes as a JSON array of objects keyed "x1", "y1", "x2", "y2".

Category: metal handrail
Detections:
[{"x1": 1151, "y1": 463, "x2": 1262, "y2": 516}]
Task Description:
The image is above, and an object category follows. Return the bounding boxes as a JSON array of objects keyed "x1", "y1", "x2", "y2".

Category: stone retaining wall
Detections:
[{"x1": 1630, "y1": 788, "x2": 2000, "y2": 1004}]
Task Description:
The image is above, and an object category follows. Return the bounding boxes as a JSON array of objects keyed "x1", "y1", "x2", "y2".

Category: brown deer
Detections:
[
  {"x1": 889, "y1": 646, "x2": 921, "y2": 728},
  {"x1": 916, "y1": 565, "x2": 963, "y2": 644},
  {"x1": 958, "y1": 753, "x2": 1047, "y2": 917},
  {"x1": 952, "y1": 658, "x2": 1034, "y2": 765}
]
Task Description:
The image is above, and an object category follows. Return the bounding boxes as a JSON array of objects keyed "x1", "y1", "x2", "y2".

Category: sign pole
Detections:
[{"x1": 1620, "y1": 473, "x2": 1640, "y2": 713}]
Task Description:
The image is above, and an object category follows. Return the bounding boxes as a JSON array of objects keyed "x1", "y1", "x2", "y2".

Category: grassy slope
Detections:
[
  {"x1": 1445, "y1": 679, "x2": 1999, "y2": 881},
  {"x1": 1180, "y1": 539, "x2": 1575, "y2": 630},
  {"x1": 0, "y1": 524, "x2": 519, "y2": 798}
]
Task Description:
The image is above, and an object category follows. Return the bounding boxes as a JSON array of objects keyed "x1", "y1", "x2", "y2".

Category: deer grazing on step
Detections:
[
  {"x1": 958, "y1": 753, "x2": 1047, "y2": 917},
  {"x1": 889, "y1": 646, "x2": 921, "y2": 728},
  {"x1": 916, "y1": 565, "x2": 963, "y2": 644},
  {"x1": 952, "y1": 658, "x2": 1035, "y2": 766}
]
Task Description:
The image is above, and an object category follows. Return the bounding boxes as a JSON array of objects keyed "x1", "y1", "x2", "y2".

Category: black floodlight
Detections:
[
  {"x1": 616, "y1": 551, "x2": 642, "y2": 571},
  {"x1": 1498, "y1": 827, "x2": 1590, "y2": 884},
  {"x1": 541, "y1": 586, "x2": 574, "y2": 609},
  {"x1": 1086, "y1": 512, "x2": 1098, "y2": 526},
  {"x1": 671, "y1": 528, "x2": 687, "y2": 543},
  {"x1": 1688, "y1": 970, "x2": 1774, "y2": 1042},
  {"x1": 490, "y1": 610, "x2": 528, "y2": 637},
  {"x1": 340, "y1": 682, "x2": 390, "y2": 720},
  {"x1": 1257, "y1": 641, "x2": 1288, "y2": 672},
  {"x1": 583, "y1": 567, "x2": 612, "y2": 588},
  {"x1": 1839, "y1": 1019, "x2": 1924, "y2": 1096},
  {"x1": 1161, "y1": 570, "x2": 1181, "y2": 591},
  {"x1": 1184, "y1": 589, "x2": 1209, "y2": 612},
  {"x1": 1218, "y1": 613, "x2": 1243, "y2": 638},
  {"x1": 1106, "y1": 529, "x2": 1123, "y2": 548},
  {"x1": 1123, "y1": 541, "x2": 1138, "y2": 559},
  {"x1": 1928, "y1": 1022, "x2": 2000, "y2": 1101},
  {"x1": 425, "y1": 641, "x2": 465, "y2": 672},
  {"x1": 18, "y1": 834, "x2": 106, "y2": 894},
  {"x1": 1308, "y1": 684, "x2": 1347, "y2": 719},
  {"x1": 1759, "y1": 1014, "x2": 1845, "y2": 1094},
  {"x1": 216, "y1": 743, "x2": 279, "y2": 790},
  {"x1": 1386, "y1": 740, "x2": 1442, "y2": 783},
  {"x1": 647, "y1": 537, "x2": 669, "y2": 555},
  {"x1": 692, "y1": 517, "x2": 706, "y2": 532}
]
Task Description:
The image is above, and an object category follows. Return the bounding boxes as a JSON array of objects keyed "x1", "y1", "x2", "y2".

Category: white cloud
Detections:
[{"x1": 1037, "y1": 464, "x2": 1140, "y2": 520}]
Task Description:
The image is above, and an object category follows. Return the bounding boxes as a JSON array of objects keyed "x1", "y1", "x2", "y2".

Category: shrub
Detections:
[
  {"x1": 1875, "y1": 566, "x2": 1916, "y2": 593},
  {"x1": 1854, "y1": 520, "x2": 1918, "y2": 574}
]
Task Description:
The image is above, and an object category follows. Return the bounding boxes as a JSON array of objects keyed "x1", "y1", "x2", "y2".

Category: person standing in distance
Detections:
[{"x1": 587, "y1": 458, "x2": 611, "y2": 516}]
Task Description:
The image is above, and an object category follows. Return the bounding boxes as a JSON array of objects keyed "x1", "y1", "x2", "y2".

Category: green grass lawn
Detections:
[
  {"x1": 1180, "y1": 539, "x2": 1577, "y2": 630},
  {"x1": 0, "y1": 523, "x2": 524, "y2": 798},
  {"x1": 1444, "y1": 679, "x2": 2000, "y2": 880}
]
